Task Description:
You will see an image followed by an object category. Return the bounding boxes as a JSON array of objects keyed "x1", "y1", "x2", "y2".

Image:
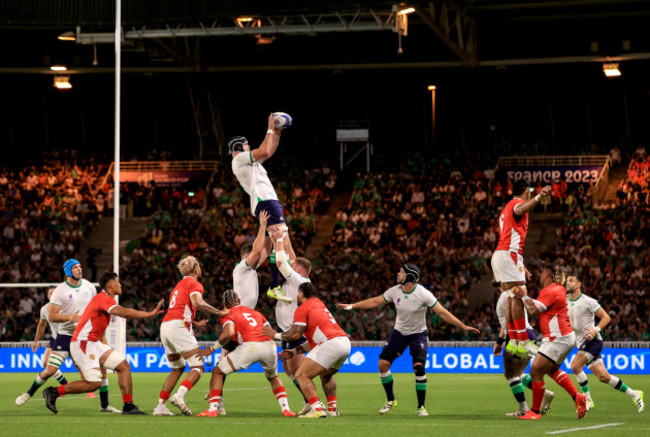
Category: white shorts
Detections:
[
  {"x1": 160, "y1": 320, "x2": 198, "y2": 355},
  {"x1": 306, "y1": 336, "x2": 351, "y2": 370},
  {"x1": 538, "y1": 332, "x2": 576, "y2": 365},
  {"x1": 491, "y1": 250, "x2": 526, "y2": 284},
  {"x1": 71, "y1": 340, "x2": 112, "y2": 382},
  {"x1": 218, "y1": 340, "x2": 278, "y2": 377}
]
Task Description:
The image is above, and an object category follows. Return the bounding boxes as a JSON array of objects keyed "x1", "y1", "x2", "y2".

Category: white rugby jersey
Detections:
[
  {"x1": 275, "y1": 266, "x2": 310, "y2": 332},
  {"x1": 383, "y1": 284, "x2": 437, "y2": 335},
  {"x1": 232, "y1": 151, "x2": 279, "y2": 215},
  {"x1": 495, "y1": 291, "x2": 533, "y2": 332},
  {"x1": 49, "y1": 279, "x2": 97, "y2": 336},
  {"x1": 233, "y1": 260, "x2": 259, "y2": 309},
  {"x1": 40, "y1": 303, "x2": 60, "y2": 339},
  {"x1": 567, "y1": 293, "x2": 602, "y2": 344}
]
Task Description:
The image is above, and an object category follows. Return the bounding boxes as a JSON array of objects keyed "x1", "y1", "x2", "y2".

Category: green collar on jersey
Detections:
[
  {"x1": 401, "y1": 284, "x2": 417, "y2": 295},
  {"x1": 65, "y1": 279, "x2": 82, "y2": 290},
  {"x1": 568, "y1": 292, "x2": 583, "y2": 302}
]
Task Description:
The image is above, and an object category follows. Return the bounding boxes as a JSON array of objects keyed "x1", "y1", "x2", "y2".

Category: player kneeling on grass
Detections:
[
  {"x1": 263, "y1": 282, "x2": 351, "y2": 419},
  {"x1": 43, "y1": 272, "x2": 164, "y2": 415},
  {"x1": 197, "y1": 289, "x2": 296, "y2": 418}
]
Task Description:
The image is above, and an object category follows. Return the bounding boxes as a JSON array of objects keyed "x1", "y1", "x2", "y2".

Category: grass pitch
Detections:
[{"x1": 1, "y1": 372, "x2": 648, "y2": 436}]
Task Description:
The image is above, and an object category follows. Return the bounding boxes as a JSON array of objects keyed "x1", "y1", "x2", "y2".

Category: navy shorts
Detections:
[
  {"x1": 52, "y1": 334, "x2": 72, "y2": 353},
  {"x1": 282, "y1": 336, "x2": 307, "y2": 351},
  {"x1": 579, "y1": 338, "x2": 603, "y2": 364},
  {"x1": 48, "y1": 337, "x2": 56, "y2": 349},
  {"x1": 382, "y1": 330, "x2": 428, "y2": 360},
  {"x1": 255, "y1": 200, "x2": 285, "y2": 225}
]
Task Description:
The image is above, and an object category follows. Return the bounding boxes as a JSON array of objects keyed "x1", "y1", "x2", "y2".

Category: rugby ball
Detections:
[{"x1": 272, "y1": 112, "x2": 292, "y2": 129}]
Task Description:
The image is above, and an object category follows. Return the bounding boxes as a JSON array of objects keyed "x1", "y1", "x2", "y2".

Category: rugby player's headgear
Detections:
[
  {"x1": 63, "y1": 259, "x2": 81, "y2": 278},
  {"x1": 227, "y1": 136, "x2": 248, "y2": 155},
  {"x1": 401, "y1": 263, "x2": 420, "y2": 285}
]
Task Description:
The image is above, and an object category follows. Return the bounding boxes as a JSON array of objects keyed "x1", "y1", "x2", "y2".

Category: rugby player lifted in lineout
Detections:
[
  {"x1": 228, "y1": 113, "x2": 296, "y2": 304},
  {"x1": 491, "y1": 179, "x2": 551, "y2": 357}
]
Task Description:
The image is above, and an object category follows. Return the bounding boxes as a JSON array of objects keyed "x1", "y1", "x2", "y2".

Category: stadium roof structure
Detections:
[{"x1": 1, "y1": 0, "x2": 649, "y2": 73}]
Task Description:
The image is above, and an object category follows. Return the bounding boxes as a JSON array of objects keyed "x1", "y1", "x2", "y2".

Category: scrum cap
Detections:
[
  {"x1": 401, "y1": 263, "x2": 420, "y2": 284},
  {"x1": 227, "y1": 136, "x2": 248, "y2": 155},
  {"x1": 63, "y1": 259, "x2": 80, "y2": 278}
]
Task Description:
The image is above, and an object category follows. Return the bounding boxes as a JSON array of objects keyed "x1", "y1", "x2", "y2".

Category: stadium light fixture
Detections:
[
  {"x1": 53, "y1": 75, "x2": 72, "y2": 90},
  {"x1": 428, "y1": 85, "x2": 437, "y2": 144},
  {"x1": 50, "y1": 65, "x2": 68, "y2": 71},
  {"x1": 236, "y1": 16, "x2": 255, "y2": 27},
  {"x1": 603, "y1": 62, "x2": 621, "y2": 77},
  {"x1": 57, "y1": 31, "x2": 76, "y2": 41},
  {"x1": 398, "y1": 7, "x2": 415, "y2": 15}
]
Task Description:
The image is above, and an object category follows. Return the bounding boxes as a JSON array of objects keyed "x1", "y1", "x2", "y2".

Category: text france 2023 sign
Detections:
[
  {"x1": 1, "y1": 346, "x2": 647, "y2": 374},
  {"x1": 505, "y1": 166, "x2": 604, "y2": 188}
]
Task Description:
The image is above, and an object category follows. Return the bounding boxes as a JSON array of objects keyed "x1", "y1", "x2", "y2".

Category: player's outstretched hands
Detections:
[
  {"x1": 259, "y1": 210, "x2": 269, "y2": 228},
  {"x1": 513, "y1": 286, "x2": 527, "y2": 299},
  {"x1": 267, "y1": 113, "x2": 280, "y2": 133},
  {"x1": 200, "y1": 348, "x2": 213, "y2": 358},
  {"x1": 149, "y1": 299, "x2": 165, "y2": 317},
  {"x1": 463, "y1": 325, "x2": 480, "y2": 335},
  {"x1": 194, "y1": 319, "x2": 209, "y2": 331},
  {"x1": 279, "y1": 349, "x2": 296, "y2": 363},
  {"x1": 493, "y1": 343, "x2": 502, "y2": 356},
  {"x1": 31, "y1": 341, "x2": 39, "y2": 353},
  {"x1": 539, "y1": 185, "x2": 552, "y2": 197},
  {"x1": 262, "y1": 324, "x2": 276, "y2": 338},
  {"x1": 524, "y1": 267, "x2": 532, "y2": 281},
  {"x1": 335, "y1": 303, "x2": 353, "y2": 311},
  {"x1": 217, "y1": 308, "x2": 230, "y2": 318}
]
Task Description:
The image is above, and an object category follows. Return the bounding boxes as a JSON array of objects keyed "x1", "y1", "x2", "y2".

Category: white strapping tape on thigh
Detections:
[{"x1": 103, "y1": 351, "x2": 126, "y2": 370}]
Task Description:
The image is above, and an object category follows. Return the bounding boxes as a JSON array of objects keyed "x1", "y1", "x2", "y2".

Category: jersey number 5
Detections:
[
  {"x1": 169, "y1": 290, "x2": 178, "y2": 309},
  {"x1": 243, "y1": 313, "x2": 257, "y2": 327}
]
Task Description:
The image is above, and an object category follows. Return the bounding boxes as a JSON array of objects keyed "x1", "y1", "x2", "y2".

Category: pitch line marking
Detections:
[{"x1": 545, "y1": 423, "x2": 624, "y2": 434}]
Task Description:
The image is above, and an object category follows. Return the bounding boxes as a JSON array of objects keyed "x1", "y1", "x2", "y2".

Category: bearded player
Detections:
[
  {"x1": 491, "y1": 179, "x2": 551, "y2": 357},
  {"x1": 566, "y1": 273, "x2": 644, "y2": 412}
]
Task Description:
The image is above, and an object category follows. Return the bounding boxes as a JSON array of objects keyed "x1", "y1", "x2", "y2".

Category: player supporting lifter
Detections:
[
  {"x1": 264, "y1": 282, "x2": 352, "y2": 418},
  {"x1": 42, "y1": 272, "x2": 164, "y2": 415},
  {"x1": 18, "y1": 259, "x2": 118, "y2": 412},
  {"x1": 269, "y1": 226, "x2": 314, "y2": 415},
  {"x1": 337, "y1": 263, "x2": 479, "y2": 416},
  {"x1": 565, "y1": 273, "x2": 644, "y2": 412},
  {"x1": 197, "y1": 290, "x2": 296, "y2": 417},
  {"x1": 491, "y1": 179, "x2": 551, "y2": 357},
  {"x1": 514, "y1": 265, "x2": 587, "y2": 420},
  {"x1": 155, "y1": 256, "x2": 230, "y2": 416},
  {"x1": 494, "y1": 289, "x2": 555, "y2": 417},
  {"x1": 211, "y1": 210, "x2": 271, "y2": 415},
  {"x1": 228, "y1": 113, "x2": 295, "y2": 303}
]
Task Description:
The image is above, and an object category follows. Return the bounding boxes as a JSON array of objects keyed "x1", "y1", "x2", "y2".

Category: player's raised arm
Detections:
[
  {"x1": 109, "y1": 299, "x2": 164, "y2": 319},
  {"x1": 251, "y1": 114, "x2": 282, "y2": 162},
  {"x1": 262, "y1": 322, "x2": 305, "y2": 342},
  {"x1": 247, "y1": 210, "x2": 270, "y2": 268},
  {"x1": 431, "y1": 303, "x2": 480, "y2": 334},
  {"x1": 514, "y1": 185, "x2": 551, "y2": 215},
  {"x1": 336, "y1": 295, "x2": 387, "y2": 311},
  {"x1": 190, "y1": 293, "x2": 229, "y2": 318}
]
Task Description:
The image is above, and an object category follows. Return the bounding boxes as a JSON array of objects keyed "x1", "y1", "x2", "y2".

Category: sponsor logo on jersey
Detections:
[{"x1": 89, "y1": 354, "x2": 95, "y2": 360}]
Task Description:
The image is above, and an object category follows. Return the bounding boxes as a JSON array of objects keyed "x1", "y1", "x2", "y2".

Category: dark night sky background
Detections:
[{"x1": 2, "y1": 3, "x2": 650, "y2": 164}]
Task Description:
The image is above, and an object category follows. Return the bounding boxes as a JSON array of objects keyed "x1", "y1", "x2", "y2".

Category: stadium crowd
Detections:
[
  {"x1": 1, "y1": 146, "x2": 648, "y2": 344},
  {"x1": 0, "y1": 153, "x2": 108, "y2": 341}
]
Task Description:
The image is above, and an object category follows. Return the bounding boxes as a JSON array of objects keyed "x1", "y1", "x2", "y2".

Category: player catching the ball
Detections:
[{"x1": 228, "y1": 113, "x2": 295, "y2": 304}]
